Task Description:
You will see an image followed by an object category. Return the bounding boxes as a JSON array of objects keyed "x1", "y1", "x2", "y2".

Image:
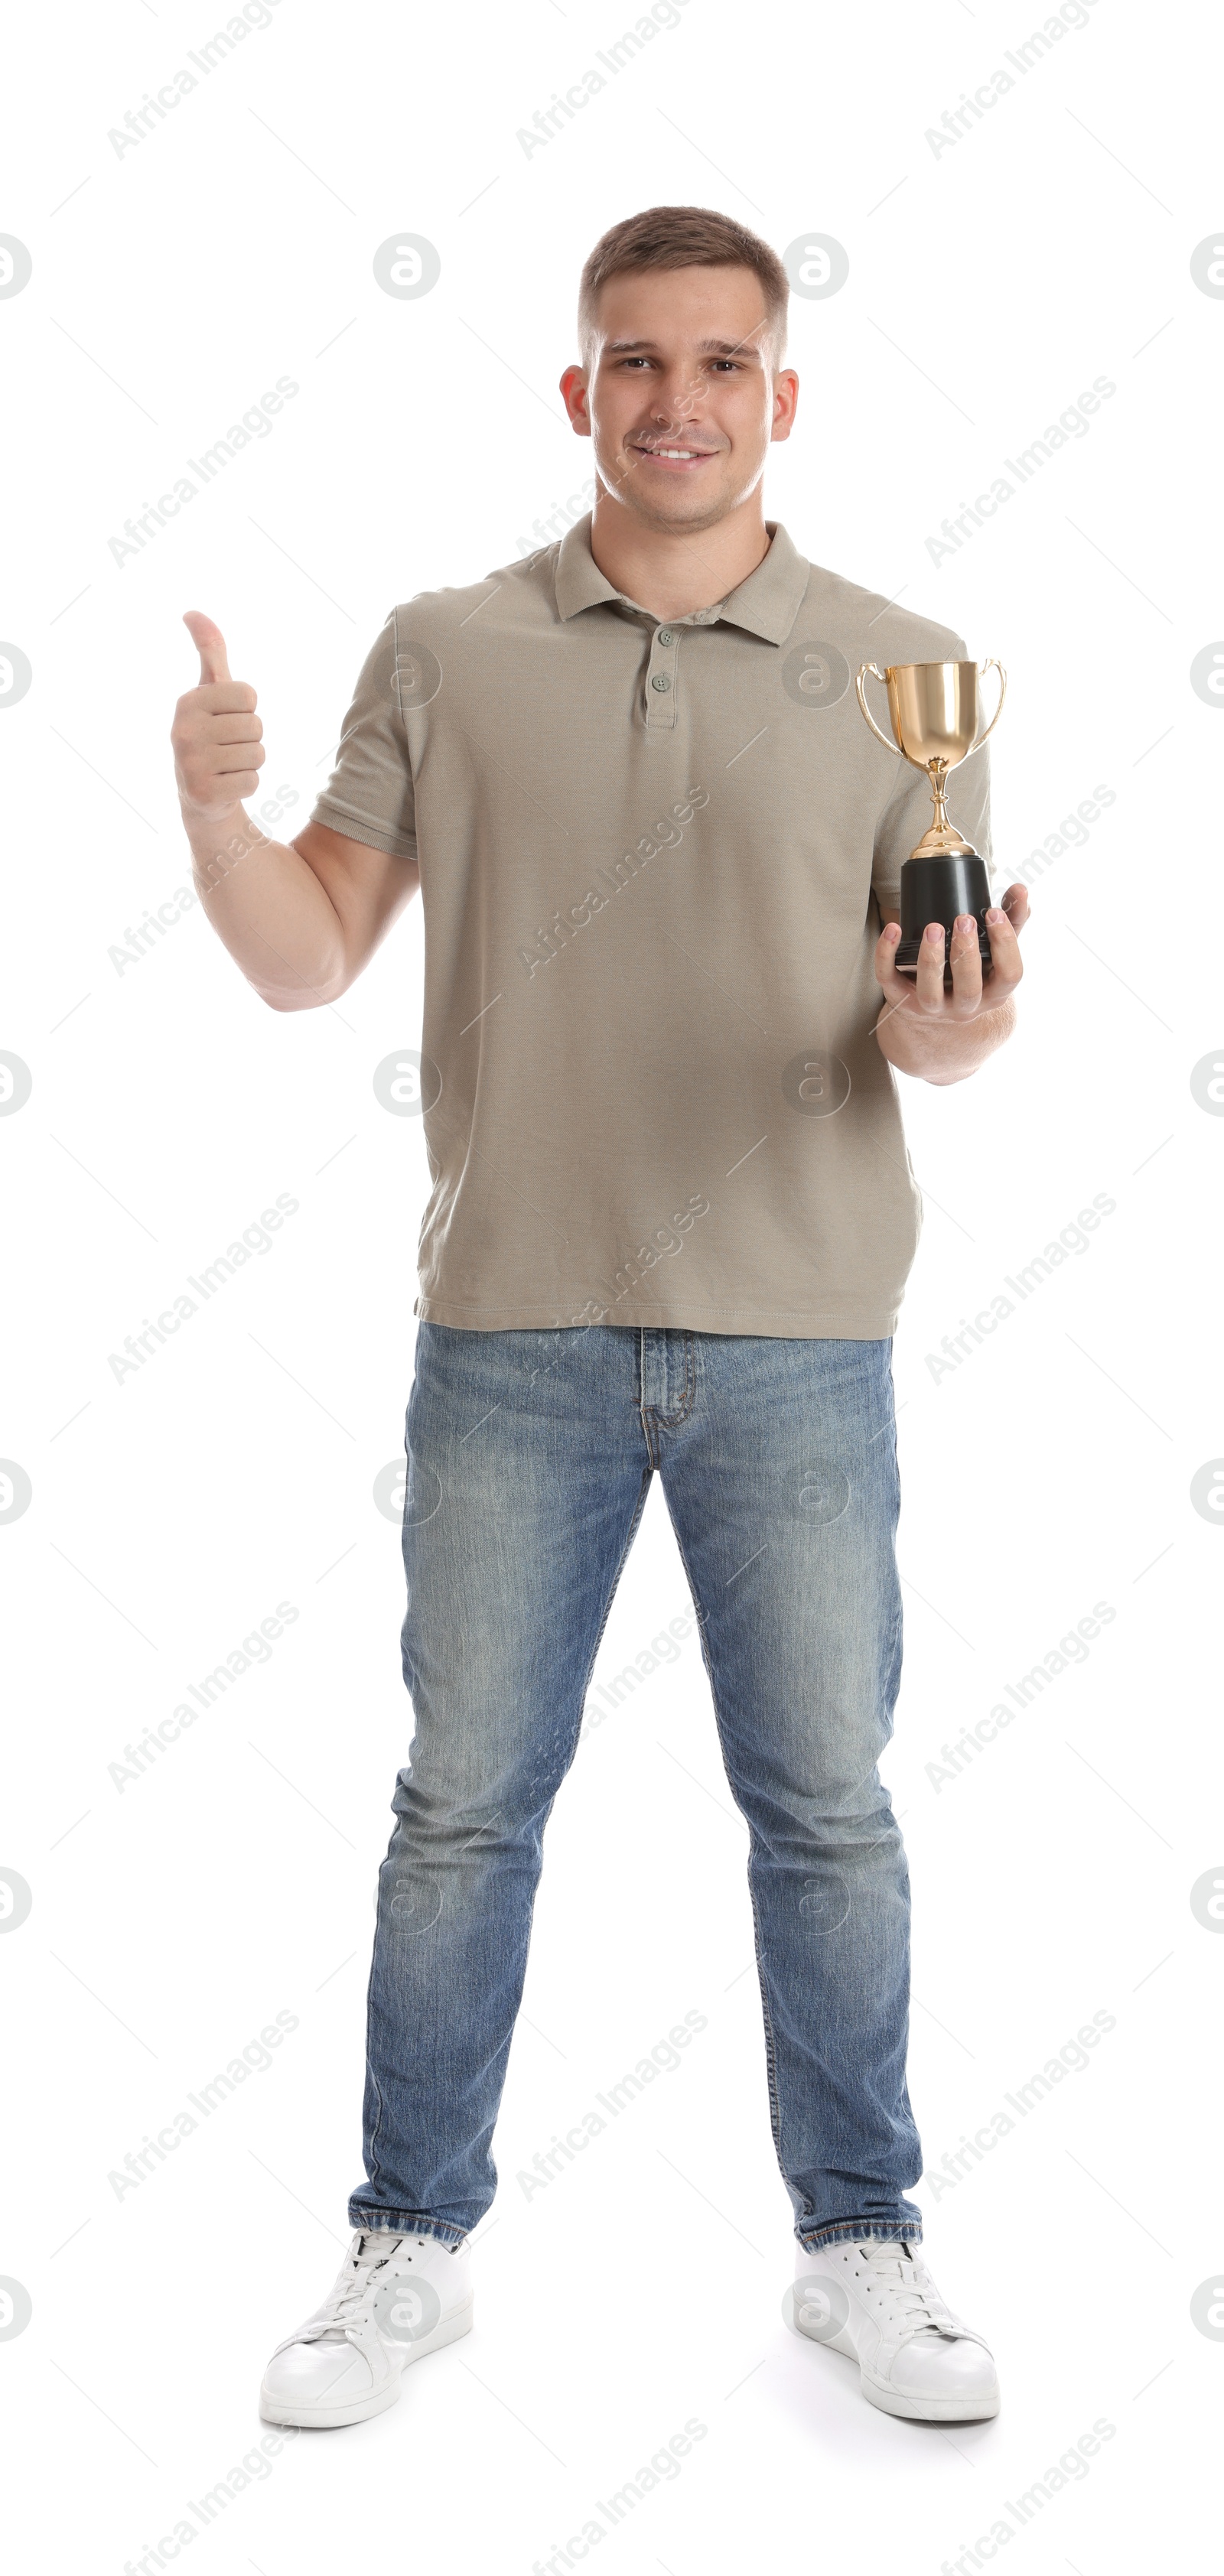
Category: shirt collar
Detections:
[{"x1": 553, "y1": 514, "x2": 809, "y2": 646}]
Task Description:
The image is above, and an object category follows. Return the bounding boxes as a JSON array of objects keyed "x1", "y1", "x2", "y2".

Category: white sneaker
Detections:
[
  {"x1": 786, "y1": 2237, "x2": 999, "y2": 2422},
  {"x1": 260, "y1": 2228, "x2": 473, "y2": 2428}
]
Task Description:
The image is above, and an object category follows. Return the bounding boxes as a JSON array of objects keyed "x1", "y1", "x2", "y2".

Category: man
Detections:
[{"x1": 171, "y1": 205, "x2": 1026, "y2": 2430}]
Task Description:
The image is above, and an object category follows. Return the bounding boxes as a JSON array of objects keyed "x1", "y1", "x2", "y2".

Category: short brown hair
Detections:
[{"x1": 578, "y1": 205, "x2": 788, "y2": 363}]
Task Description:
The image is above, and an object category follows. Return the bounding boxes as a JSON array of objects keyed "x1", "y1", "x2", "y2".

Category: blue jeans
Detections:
[{"x1": 350, "y1": 1324, "x2": 923, "y2": 2252}]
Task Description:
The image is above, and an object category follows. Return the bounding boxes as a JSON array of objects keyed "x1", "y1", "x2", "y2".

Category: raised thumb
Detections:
[{"x1": 183, "y1": 610, "x2": 232, "y2": 686}]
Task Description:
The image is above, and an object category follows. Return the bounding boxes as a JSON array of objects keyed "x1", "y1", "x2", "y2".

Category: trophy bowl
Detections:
[{"x1": 855, "y1": 658, "x2": 1006, "y2": 984}]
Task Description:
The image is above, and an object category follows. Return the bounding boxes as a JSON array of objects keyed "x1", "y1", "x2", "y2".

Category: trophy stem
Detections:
[{"x1": 911, "y1": 759, "x2": 975, "y2": 860}]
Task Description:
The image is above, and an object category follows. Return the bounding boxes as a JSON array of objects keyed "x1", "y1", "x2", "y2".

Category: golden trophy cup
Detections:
[{"x1": 854, "y1": 659, "x2": 1006, "y2": 982}]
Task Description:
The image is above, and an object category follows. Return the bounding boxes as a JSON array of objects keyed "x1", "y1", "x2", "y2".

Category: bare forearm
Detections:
[
  {"x1": 170, "y1": 613, "x2": 419, "y2": 1010},
  {"x1": 182, "y1": 802, "x2": 347, "y2": 1010},
  {"x1": 876, "y1": 992, "x2": 1016, "y2": 1085}
]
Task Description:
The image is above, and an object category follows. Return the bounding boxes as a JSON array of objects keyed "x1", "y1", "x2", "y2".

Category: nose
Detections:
[{"x1": 649, "y1": 367, "x2": 702, "y2": 427}]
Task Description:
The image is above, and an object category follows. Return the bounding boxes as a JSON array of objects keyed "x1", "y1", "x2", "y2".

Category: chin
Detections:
[{"x1": 632, "y1": 487, "x2": 735, "y2": 535}]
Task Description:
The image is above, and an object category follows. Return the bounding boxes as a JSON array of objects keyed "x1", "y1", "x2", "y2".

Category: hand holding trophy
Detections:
[{"x1": 855, "y1": 659, "x2": 1006, "y2": 987}]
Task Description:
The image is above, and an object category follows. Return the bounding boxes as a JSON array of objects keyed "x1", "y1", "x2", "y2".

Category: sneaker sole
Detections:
[
  {"x1": 861, "y1": 2373, "x2": 1000, "y2": 2424},
  {"x1": 259, "y1": 2300, "x2": 474, "y2": 2430}
]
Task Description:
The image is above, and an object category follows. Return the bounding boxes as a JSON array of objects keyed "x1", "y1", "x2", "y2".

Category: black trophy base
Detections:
[{"x1": 895, "y1": 852, "x2": 993, "y2": 987}]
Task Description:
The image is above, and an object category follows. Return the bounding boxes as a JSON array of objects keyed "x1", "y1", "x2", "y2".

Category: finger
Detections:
[
  {"x1": 193, "y1": 682, "x2": 259, "y2": 717},
  {"x1": 210, "y1": 740, "x2": 265, "y2": 776},
  {"x1": 203, "y1": 709, "x2": 262, "y2": 743},
  {"x1": 183, "y1": 610, "x2": 232, "y2": 687},
  {"x1": 982, "y1": 905, "x2": 1024, "y2": 994},
  {"x1": 874, "y1": 920, "x2": 913, "y2": 1004},
  {"x1": 913, "y1": 919, "x2": 949, "y2": 1013},
  {"x1": 1000, "y1": 880, "x2": 1030, "y2": 932},
  {"x1": 947, "y1": 912, "x2": 984, "y2": 1014}
]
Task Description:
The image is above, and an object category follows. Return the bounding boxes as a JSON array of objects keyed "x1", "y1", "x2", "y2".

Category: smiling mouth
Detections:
[{"x1": 629, "y1": 441, "x2": 721, "y2": 467}]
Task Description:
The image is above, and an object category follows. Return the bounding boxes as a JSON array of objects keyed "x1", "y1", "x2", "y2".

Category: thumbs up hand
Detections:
[{"x1": 171, "y1": 611, "x2": 265, "y2": 819}]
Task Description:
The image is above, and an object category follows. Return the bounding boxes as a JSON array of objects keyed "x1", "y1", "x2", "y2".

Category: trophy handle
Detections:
[
  {"x1": 972, "y1": 657, "x2": 1007, "y2": 749},
  {"x1": 855, "y1": 663, "x2": 902, "y2": 757}
]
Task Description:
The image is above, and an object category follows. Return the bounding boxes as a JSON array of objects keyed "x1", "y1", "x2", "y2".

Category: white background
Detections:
[{"x1": 2, "y1": 0, "x2": 1221, "y2": 2568}]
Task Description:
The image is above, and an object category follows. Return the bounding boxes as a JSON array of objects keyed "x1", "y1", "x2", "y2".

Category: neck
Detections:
[{"x1": 588, "y1": 489, "x2": 772, "y2": 620}]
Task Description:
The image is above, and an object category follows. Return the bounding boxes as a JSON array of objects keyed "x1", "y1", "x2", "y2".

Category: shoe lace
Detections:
[
  {"x1": 320, "y1": 2232, "x2": 406, "y2": 2337},
  {"x1": 856, "y1": 2243, "x2": 959, "y2": 2340}
]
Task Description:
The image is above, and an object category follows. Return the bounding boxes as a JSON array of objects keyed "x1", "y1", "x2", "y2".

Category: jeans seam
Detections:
[
  {"x1": 663, "y1": 1513, "x2": 710, "y2": 1659},
  {"x1": 652, "y1": 1326, "x2": 696, "y2": 1432},
  {"x1": 636, "y1": 1327, "x2": 659, "y2": 1467},
  {"x1": 746, "y1": 1878, "x2": 786, "y2": 2174},
  {"x1": 580, "y1": 1465, "x2": 656, "y2": 1686},
  {"x1": 362, "y1": 1927, "x2": 389, "y2": 2197},
  {"x1": 662, "y1": 1328, "x2": 695, "y2": 1426},
  {"x1": 639, "y1": 1328, "x2": 696, "y2": 1454},
  {"x1": 692, "y1": 1563, "x2": 786, "y2": 2169},
  {"x1": 346, "y1": 2207, "x2": 468, "y2": 2249},
  {"x1": 797, "y1": 2220, "x2": 923, "y2": 2251},
  {"x1": 666, "y1": 1514, "x2": 786, "y2": 2165}
]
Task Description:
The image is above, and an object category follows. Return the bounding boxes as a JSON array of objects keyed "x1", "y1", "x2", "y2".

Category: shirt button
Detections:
[
  {"x1": 650, "y1": 673, "x2": 672, "y2": 692},
  {"x1": 656, "y1": 628, "x2": 674, "y2": 646}
]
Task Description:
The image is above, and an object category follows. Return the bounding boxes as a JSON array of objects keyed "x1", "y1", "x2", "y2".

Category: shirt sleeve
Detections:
[
  {"x1": 871, "y1": 636, "x2": 994, "y2": 911},
  {"x1": 310, "y1": 608, "x2": 418, "y2": 860}
]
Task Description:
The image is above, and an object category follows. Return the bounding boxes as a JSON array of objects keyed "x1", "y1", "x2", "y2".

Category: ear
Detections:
[
  {"x1": 770, "y1": 368, "x2": 800, "y2": 443},
  {"x1": 559, "y1": 363, "x2": 592, "y2": 435}
]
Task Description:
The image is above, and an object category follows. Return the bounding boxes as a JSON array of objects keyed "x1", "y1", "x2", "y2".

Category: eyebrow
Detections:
[{"x1": 604, "y1": 335, "x2": 764, "y2": 359}]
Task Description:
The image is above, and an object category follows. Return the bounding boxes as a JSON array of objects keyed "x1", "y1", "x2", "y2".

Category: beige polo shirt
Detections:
[{"x1": 312, "y1": 518, "x2": 992, "y2": 1338}]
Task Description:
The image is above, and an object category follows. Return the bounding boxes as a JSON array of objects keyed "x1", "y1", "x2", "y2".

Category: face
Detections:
[{"x1": 560, "y1": 265, "x2": 798, "y2": 534}]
